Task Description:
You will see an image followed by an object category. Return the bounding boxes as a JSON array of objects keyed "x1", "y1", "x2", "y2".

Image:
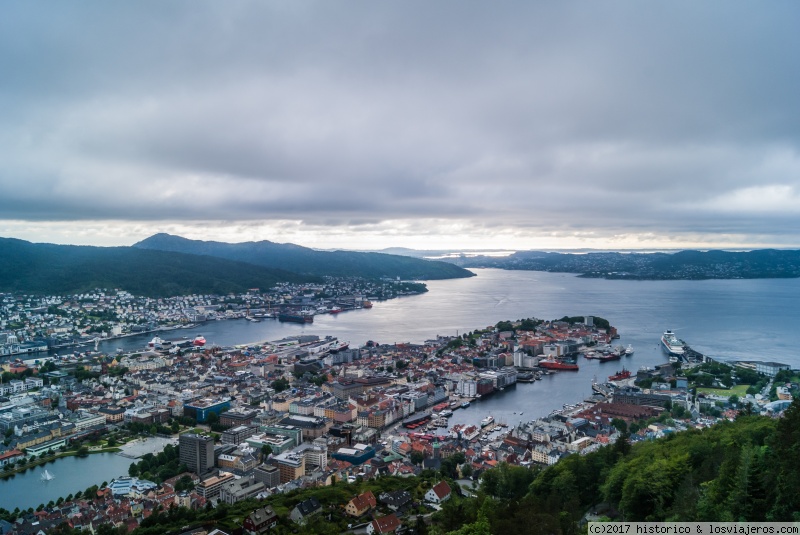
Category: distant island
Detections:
[{"x1": 441, "y1": 249, "x2": 800, "y2": 280}]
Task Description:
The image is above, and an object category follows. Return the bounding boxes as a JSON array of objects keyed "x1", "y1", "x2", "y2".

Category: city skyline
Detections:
[{"x1": 2, "y1": 2, "x2": 799, "y2": 251}]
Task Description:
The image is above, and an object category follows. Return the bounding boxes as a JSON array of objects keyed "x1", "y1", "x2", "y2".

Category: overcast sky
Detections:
[{"x1": 1, "y1": 2, "x2": 799, "y2": 250}]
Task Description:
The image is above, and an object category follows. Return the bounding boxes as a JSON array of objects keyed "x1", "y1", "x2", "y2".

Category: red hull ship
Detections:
[
  {"x1": 538, "y1": 357, "x2": 579, "y2": 371},
  {"x1": 608, "y1": 368, "x2": 631, "y2": 381}
]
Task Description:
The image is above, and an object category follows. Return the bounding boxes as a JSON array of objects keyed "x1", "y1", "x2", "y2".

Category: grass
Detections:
[{"x1": 696, "y1": 384, "x2": 750, "y2": 397}]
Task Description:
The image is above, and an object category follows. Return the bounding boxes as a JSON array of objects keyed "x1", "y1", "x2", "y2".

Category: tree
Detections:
[
  {"x1": 261, "y1": 444, "x2": 273, "y2": 459},
  {"x1": 410, "y1": 451, "x2": 425, "y2": 465},
  {"x1": 271, "y1": 377, "x2": 290, "y2": 393}
]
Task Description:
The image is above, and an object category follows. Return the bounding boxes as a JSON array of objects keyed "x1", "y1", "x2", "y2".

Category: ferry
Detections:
[
  {"x1": 193, "y1": 335, "x2": 206, "y2": 347},
  {"x1": 480, "y1": 415, "x2": 495, "y2": 428},
  {"x1": 329, "y1": 340, "x2": 350, "y2": 353},
  {"x1": 661, "y1": 330, "x2": 685, "y2": 356}
]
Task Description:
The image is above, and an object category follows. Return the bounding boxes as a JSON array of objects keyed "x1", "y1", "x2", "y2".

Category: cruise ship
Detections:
[{"x1": 661, "y1": 330, "x2": 685, "y2": 356}]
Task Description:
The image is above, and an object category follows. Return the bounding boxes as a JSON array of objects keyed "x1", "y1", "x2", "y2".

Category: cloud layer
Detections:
[{"x1": 1, "y1": 2, "x2": 799, "y2": 249}]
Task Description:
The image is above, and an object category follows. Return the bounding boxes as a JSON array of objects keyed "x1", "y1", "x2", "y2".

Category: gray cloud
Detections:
[{"x1": 1, "y1": 1, "x2": 799, "y2": 248}]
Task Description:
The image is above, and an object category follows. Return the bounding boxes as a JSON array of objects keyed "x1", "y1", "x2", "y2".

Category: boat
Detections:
[
  {"x1": 608, "y1": 368, "x2": 632, "y2": 381},
  {"x1": 278, "y1": 311, "x2": 314, "y2": 323},
  {"x1": 440, "y1": 409, "x2": 453, "y2": 418},
  {"x1": 625, "y1": 344, "x2": 634, "y2": 356},
  {"x1": 193, "y1": 335, "x2": 206, "y2": 347},
  {"x1": 661, "y1": 330, "x2": 685, "y2": 356},
  {"x1": 481, "y1": 415, "x2": 495, "y2": 428},
  {"x1": 148, "y1": 336, "x2": 164, "y2": 348},
  {"x1": 362, "y1": 300, "x2": 373, "y2": 309},
  {"x1": 41, "y1": 469, "x2": 55, "y2": 481},
  {"x1": 538, "y1": 357, "x2": 579, "y2": 371},
  {"x1": 460, "y1": 401, "x2": 471, "y2": 409},
  {"x1": 597, "y1": 352, "x2": 621, "y2": 363},
  {"x1": 328, "y1": 306, "x2": 343, "y2": 314}
]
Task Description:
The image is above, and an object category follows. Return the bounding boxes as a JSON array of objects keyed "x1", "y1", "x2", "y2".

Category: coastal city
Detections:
[
  {"x1": 0, "y1": 279, "x2": 424, "y2": 357},
  {"x1": 1, "y1": 294, "x2": 797, "y2": 534}
]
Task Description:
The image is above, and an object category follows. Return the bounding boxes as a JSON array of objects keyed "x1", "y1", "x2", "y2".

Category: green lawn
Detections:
[{"x1": 696, "y1": 384, "x2": 750, "y2": 397}]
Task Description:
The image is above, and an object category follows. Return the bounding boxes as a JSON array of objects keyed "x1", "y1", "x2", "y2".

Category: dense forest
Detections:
[{"x1": 134, "y1": 233, "x2": 475, "y2": 280}]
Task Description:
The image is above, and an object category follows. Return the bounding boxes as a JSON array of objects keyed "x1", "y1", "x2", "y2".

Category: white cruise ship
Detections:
[{"x1": 661, "y1": 330, "x2": 685, "y2": 356}]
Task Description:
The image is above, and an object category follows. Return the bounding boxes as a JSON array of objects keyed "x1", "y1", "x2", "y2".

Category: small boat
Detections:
[
  {"x1": 41, "y1": 469, "x2": 55, "y2": 481},
  {"x1": 460, "y1": 401, "x2": 471, "y2": 409},
  {"x1": 625, "y1": 344, "x2": 634, "y2": 356}
]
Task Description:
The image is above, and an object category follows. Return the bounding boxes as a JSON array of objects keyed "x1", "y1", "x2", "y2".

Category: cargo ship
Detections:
[
  {"x1": 278, "y1": 312, "x2": 314, "y2": 323},
  {"x1": 538, "y1": 357, "x2": 579, "y2": 371},
  {"x1": 608, "y1": 368, "x2": 632, "y2": 381}
]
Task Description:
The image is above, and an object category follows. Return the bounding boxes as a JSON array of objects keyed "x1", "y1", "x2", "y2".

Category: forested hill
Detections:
[
  {"x1": 0, "y1": 237, "x2": 317, "y2": 297},
  {"x1": 133, "y1": 233, "x2": 475, "y2": 280},
  {"x1": 445, "y1": 249, "x2": 800, "y2": 280}
]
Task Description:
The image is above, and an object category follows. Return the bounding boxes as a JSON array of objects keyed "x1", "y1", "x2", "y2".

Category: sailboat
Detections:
[{"x1": 41, "y1": 469, "x2": 55, "y2": 481}]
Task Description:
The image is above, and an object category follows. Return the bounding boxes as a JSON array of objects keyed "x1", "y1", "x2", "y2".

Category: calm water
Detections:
[
  {"x1": 4, "y1": 269, "x2": 799, "y2": 510},
  {"x1": 96, "y1": 269, "x2": 800, "y2": 365},
  {"x1": 0, "y1": 453, "x2": 132, "y2": 511}
]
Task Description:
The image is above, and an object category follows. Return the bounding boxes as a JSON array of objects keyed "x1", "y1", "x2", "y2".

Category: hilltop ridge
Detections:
[{"x1": 134, "y1": 233, "x2": 475, "y2": 280}]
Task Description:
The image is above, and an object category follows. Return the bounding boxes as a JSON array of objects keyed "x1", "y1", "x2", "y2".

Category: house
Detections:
[
  {"x1": 367, "y1": 513, "x2": 402, "y2": 534},
  {"x1": 243, "y1": 506, "x2": 278, "y2": 535},
  {"x1": 378, "y1": 490, "x2": 412, "y2": 511},
  {"x1": 289, "y1": 497, "x2": 321, "y2": 525},
  {"x1": 345, "y1": 491, "x2": 377, "y2": 517},
  {"x1": 425, "y1": 480, "x2": 452, "y2": 504}
]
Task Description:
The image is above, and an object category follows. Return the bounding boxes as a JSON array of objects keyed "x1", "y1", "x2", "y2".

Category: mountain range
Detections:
[
  {"x1": 0, "y1": 234, "x2": 473, "y2": 297},
  {"x1": 133, "y1": 233, "x2": 473, "y2": 280}
]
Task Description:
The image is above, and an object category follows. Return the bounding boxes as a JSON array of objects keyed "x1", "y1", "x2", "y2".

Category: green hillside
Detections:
[
  {"x1": 0, "y1": 237, "x2": 317, "y2": 297},
  {"x1": 134, "y1": 233, "x2": 475, "y2": 280}
]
